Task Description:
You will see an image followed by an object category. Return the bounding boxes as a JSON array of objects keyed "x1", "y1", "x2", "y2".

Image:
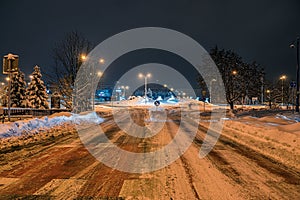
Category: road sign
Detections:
[
  {"x1": 3, "y1": 53, "x2": 19, "y2": 74},
  {"x1": 154, "y1": 100, "x2": 160, "y2": 106},
  {"x1": 290, "y1": 81, "x2": 296, "y2": 88}
]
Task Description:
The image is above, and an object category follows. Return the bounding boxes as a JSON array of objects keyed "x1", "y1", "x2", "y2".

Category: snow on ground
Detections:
[
  {"x1": 95, "y1": 97, "x2": 211, "y2": 110},
  {"x1": 0, "y1": 112, "x2": 104, "y2": 139},
  {"x1": 217, "y1": 112, "x2": 300, "y2": 170}
]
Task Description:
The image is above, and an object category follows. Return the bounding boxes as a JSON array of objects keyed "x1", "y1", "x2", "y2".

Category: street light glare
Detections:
[
  {"x1": 138, "y1": 72, "x2": 152, "y2": 104},
  {"x1": 232, "y1": 70, "x2": 237, "y2": 75},
  {"x1": 81, "y1": 54, "x2": 87, "y2": 60},
  {"x1": 97, "y1": 71, "x2": 103, "y2": 77},
  {"x1": 280, "y1": 75, "x2": 287, "y2": 80},
  {"x1": 99, "y1": 58, "x2": 105, "y2": 64}
]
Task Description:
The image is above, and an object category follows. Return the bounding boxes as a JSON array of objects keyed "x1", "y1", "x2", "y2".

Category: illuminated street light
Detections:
[
  {"x1": 232, "y1": 70, "x2": 237, "y2": 75},
  {"x1": 209, "y1": 79, "x2": 217, "y2": 103},
  {"x1": 99, "y1": 58, "x2": 105, "y2": 64},
  {"x1": 280, "y1": 75, "x2": 287, "y2": 106},
  {"x1": 121, "y1": 85, "x2": 129, "y2": 99},
  {"x1": 81, "y1": 54, "x2": 87, "y2": 61},
  {"x1": 97, "y1": 71, "x2": 103, "y2": 77},
  {"x1": 138, "y1": 73, "x2": 151, "y2": 104},
  {"x1": 266, "y1": 89, "x2": 271, "y2": 109},
  {"x1": 5, "y1": 77, "x2": 10, "y2": 81}
]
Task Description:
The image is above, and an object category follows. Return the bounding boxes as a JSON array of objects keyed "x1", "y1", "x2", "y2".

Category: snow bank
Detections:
[
  {"x1": 276, "y1": 113, "x2": 300, "y2": 122},
  {"x1": 0, "y1": 112, "x2": 104, "y2": 139}
]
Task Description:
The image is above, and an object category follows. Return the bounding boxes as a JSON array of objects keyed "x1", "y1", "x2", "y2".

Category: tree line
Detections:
[
  {"x1": 2, "y1": 31, "x2": 293, "y2": 110},
  {"x1": 1, "y1": 65, "x2": 49, "y2": 109},
  {"x1": 205, "y1": 46, "x2": 296, "y2": 109}
]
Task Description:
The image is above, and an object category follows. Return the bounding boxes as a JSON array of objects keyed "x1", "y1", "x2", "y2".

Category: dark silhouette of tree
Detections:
[
  {"x1": 49, "y1": 31, "x2": 93, "y2": 109},
  {"x1": 208, "y1": 46, "x2": 265, "y2": 109}
]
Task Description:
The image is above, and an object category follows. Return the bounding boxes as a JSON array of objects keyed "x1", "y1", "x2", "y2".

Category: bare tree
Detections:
[{"x1": 49, "y1": 31, "x2": 93, "y2": 109}]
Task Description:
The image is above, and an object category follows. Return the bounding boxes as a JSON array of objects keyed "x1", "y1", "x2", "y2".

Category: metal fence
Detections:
[{"x1": 0, "y1": 107, "x2": 70, "y2": 117}]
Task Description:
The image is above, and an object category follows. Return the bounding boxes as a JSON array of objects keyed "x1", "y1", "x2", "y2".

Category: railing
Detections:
[{"x1": 0, "y1": 107, "x2": 71, "y2": 117}]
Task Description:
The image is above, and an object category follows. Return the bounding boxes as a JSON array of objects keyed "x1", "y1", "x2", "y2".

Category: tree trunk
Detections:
[{"x1": 229, "y1": 102, "x2": 234, "y2": 110}]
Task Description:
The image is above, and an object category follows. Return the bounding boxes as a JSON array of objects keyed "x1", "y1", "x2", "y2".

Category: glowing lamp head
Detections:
[
  {"x1": 99, "y1": 58, "x2": 105, "y2": 64},
  {"x1": 81, "y1": 54, "x2": 87, "y2": 61}
]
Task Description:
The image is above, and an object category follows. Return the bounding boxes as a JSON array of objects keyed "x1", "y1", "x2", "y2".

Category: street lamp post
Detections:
[
  {"x1": 3, "y1": 54, "x2": 19, "y2": 121},
  {"x1": 121, "y1": 85, "x2": 129, "y2": 99},
  {"x1": 261, "y1": 76, "x2": 264, "y2": 104},
  {"x1": 209, "y1": 79, "x2": 216, "y2": 103},
  {"x1": 280, "y1": 75, "x2": 287, "y2": 108},
  {"x1": 266, "y1": 89, "x2": 271, "y2": 109},
  {"x1": 290, "y1": 37, "x2": 299, "y2": 112},
  {"x1": 138, "y1": 73, "x2": 151, "y2": 104},
  {"x1": 81, "y1": 55, "x2": 104, "y2": 110}
]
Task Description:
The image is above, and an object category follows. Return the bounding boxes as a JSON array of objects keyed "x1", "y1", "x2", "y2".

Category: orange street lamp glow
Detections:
[
  {"x1": 97, "y1": 71, "x2": 103, "y2": 77},
  {"x1": 99, "y1": 58, "x2": 105, "y2": 64},
  {"x1": 81, "y1": 54, "x2": 87, "y2": 61},
  {"x1": 138, "y1": 73, "x2": 152, "y2": 104},
  {"x1": 280, "y1": 75, "x2": 287, "y2": 80},
  {"x1": 280, "y1": 75, "x2": 287, "y2": 105}
]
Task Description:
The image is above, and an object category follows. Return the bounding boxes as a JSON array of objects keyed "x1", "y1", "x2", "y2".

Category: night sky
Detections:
[{"x1": 1, "y1": 0, "x2": 300, "y2": 86}]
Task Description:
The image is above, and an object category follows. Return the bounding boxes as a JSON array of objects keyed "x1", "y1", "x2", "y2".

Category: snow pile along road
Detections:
[
  {"x1": 0, "y1": 112, "x2": 104, "y2": 138},
  {"x1": 276, "y1": 113, "x2": 300, "y2": 122}
]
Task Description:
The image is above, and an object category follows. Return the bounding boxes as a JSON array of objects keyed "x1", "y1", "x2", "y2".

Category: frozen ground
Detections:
[
  {"x1": 0, "y1": 105, "x2": 299, "y2": 199},
  {"x1": 0, "y1": 102, "x2": 299, "y2": 199},
  {"x1": 220, "y1": 112, "x2": 300, "y2": 170}
]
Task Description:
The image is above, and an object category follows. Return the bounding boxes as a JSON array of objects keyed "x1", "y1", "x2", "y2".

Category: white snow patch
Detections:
[
  {"x1": 0, "y1": 112, "x2": 104, "y2": 139},
  {"x1": 276, "y1": 114, "x2": 300, "y2": 123}
]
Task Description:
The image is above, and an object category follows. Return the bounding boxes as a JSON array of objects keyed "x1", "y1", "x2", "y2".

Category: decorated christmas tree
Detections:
[
  {"x1": 10, "y1": 70, "x2": 28, "y2": 107},
  {"x1": 27, "y1": 65, "x2": 49, "y2": 109}
]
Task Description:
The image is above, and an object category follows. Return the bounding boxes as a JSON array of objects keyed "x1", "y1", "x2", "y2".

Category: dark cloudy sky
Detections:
[{"x1": 1, "y1": 0, "x2": 300, "y2": 85}]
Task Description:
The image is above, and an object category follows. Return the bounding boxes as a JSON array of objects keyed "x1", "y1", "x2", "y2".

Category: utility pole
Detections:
[
  {"x1": 290, "y1": 37, "x2": 299, "y2": 112},
  {"x1": 261, "y1": 76, "x2": 264, "y2": 104},
  {"x1": 296, "y1": 38, "x2": 299, "y2": 112}
]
